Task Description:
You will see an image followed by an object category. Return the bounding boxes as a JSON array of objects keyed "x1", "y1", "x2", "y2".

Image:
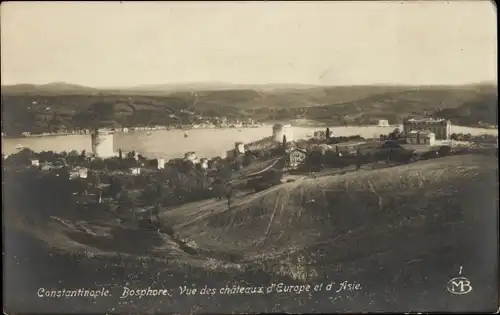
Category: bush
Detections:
[
  {"x1": 438, "y1": 145, "x2": 452, "y2": 157},
  {"x1": 103, "y1": 157, "x2": 122, "y2": 171},
  {"x1": 181, "y1": 160, "x2": 195, "y2": 173},
  {"x1": 252, "y1": 150, "x2": 264, "y2": 159},
  {"x1": 242, "y1": 154, "x2": 255, "y2": 167},
  {"x1": 90, "y1": 158, "x2": 106, "y2": 170},
  {"x1": 4, "y1": 148, "x2": 36, "y2": 166},
  {"x1": 233, "y1": 160, "x2": 243, "y2": 171}
]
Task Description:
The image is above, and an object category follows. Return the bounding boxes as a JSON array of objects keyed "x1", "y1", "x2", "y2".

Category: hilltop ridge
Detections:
[{"x1": 1, "y1": 82, "x2": 497, "y2": 135}]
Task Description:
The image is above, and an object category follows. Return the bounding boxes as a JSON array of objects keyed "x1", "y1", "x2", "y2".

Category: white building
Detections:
[
  {"x1": 200, "y1": 158, "x2": 209, "y2": 170},
  {"x1": 235, "y1": 142, "x2": 245, "y2": 154},
  {"x1": 31, "y1": 159, "x2": 40, "y2": 167},
  {"x1": 70, "y1": 167, "x2": 88, "y2": 179},
  {"x1": 403, "y1": 118, "x2": 451, "y2": 140},
  {"x1": 184, "y1": 152, "x2": 199, "y2": 164},
  {"x1": 91, "y1": 129, "x2": 114, "y2": 158},
  {"x1": 272, "y1": 124, "x2": 294, "y2": 143},
  {"x1": 406, "y1": 130, "x2": 436, "y2": 145},
  {"x1": 287, "y1": 148, "x2": 307, "y2": 169},
  {"x1": 130, "y1": 167, "x2": 141, "y2": 176},
  {"x1": 378, "y1": 119, "x2": 389, "y2": 127},
  {"x1": 157, "y1": 158, "x2": 165, "y2": 170}
]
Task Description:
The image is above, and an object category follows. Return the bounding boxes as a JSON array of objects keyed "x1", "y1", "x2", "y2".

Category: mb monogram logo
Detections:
[{"x1": 447, "y1": 277, "x2": 473, "y2": 295}]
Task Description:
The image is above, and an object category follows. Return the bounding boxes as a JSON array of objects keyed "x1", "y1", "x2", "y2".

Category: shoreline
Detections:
[
  {"x1": 2, "y1": 123, "x2": 497, "y2": 141},
  {"x1": 2, "y1": 125, "x2": 273, "y2": 139}
]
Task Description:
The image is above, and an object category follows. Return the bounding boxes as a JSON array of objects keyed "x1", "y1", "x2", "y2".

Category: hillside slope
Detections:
[
  {"x1": 4, "y1": 154, "x2": 498, "y2": 313},
  {"x1": 2, "y1": 84, "x2": 497, "y2": 134},
  {"x1": 166, "y1": 155, "x2": 497, "y2": 263}
]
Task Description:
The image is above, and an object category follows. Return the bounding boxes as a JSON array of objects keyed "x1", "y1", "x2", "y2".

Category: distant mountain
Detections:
[
  {"x1": 1, "y1": 81, "x2": 497, "y2": 135},
  {"x1": 2, "y1": 81, "x2": 496, "y2": 95},
  {"x1": 1, "y1": 82, "x2": 99, "y2": 95},
  {"x1": 111, "y1": 82, "x2": 323, "y2": 93},
  {"x1": 1, "y1": 82, "x2": 323, "y2": 95}
]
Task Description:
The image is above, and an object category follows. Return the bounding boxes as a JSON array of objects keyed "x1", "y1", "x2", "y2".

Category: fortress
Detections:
[
  {"x1": 272, "y1": 124, "x2": 294, "y2": 143},
  {"x1": 91, "y1": 129, "x2": 115, "y2": 158}
]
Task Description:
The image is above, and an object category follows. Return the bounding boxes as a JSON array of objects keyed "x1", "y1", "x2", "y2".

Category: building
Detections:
[
  {"x1": 225, "y1": 142, "x2": 246, "y2": 159},
  {"x1": 70, "y1": 167, "x2": 88, "y2": 179},
  {"x1": 200, "y1": 158, "x2": 209, "y2": 170},
  {"x1": 403, "y1": 118, "x2": 451, "y2": 140},
  {"x1": 235, "y1": 142, "x2": 245, "y2": 154},
  {"x1": 157, "y1": 158, "x2": 165, "y2": 170},
  {"x1": 272, "y1": 124, "x2": 294, "y2": 143},
  {"x1": 91, "y1": 129, "x2": 114, "y2": 158},
  {"x1": 378, "y1": 119, "x2": 389, "y2": 127},
  {"x1": 406, "y1": 130, "x2": 436, "y2": 145},
  {"x1": 30, "y1": 159, "x2": 40, "y2": 167},
  {"x1": 130, "y1": 167, "x2": 141, "y2": 176},
  {"x1": 287, "y1": 148, "x2": 307, "y2": 169},
  {"x1": 184, "y1": 152, "x2": 199, "y2": 164},
  {"x1": 245, "y1": 136, "x2": 277, "y2": 152},
  {"x1": 313, "y1": 130, "x2": 334, "y2": 141}
]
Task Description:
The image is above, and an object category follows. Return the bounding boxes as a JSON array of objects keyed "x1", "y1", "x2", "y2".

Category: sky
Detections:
[{"x1": 1, "y1": 1, "x2": 497, "y2": 87}]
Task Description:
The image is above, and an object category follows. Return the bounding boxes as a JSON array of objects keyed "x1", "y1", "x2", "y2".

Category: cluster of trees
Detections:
[
  {"x1": 304, "y1": 147, "x2": 416, "y2": 172},
  {"x1": 3, "y1": 166, "x2": 77, "y2": 219},
  {"x1": 380, "y1": 128, "x2": 405, "y2": 142},
  {"x1": 3, "y1": 147, "x2": 245, "y2": 216},
  {"x1": 450, "y1": 133, "x2": 473, "y2": 142}
]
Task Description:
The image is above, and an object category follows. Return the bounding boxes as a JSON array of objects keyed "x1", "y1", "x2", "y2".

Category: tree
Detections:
[
  {"x1": 182, "y1": 160, "x2": 195, "y2": 173},
  {"x1": 387, "y1": 128, "x2": 402, "y2": 141},
  {"x1": 80, "y1": 150, "x2": 87, "y2": 161},
  {"x1": 233, "y1": 159, "x2": 243, "y2": 171},
  {"x1": 118, "y1": 149, "x2": 123, "y2": 161},
  {"x1": 438, "y1": 145, "x2": 452, "y2": 157},
  {"x1": 225, "y1": 184, "x2": 233, "y2": 210},
  {"x1": 326, "y1": 127, "x2": 330, "y2": 140},
  {"x1": 108, "y1": 176, "x2": 123, "y2": 199},
  {"x1": 253, "y1": 150, "x2": 264, "y2": 159},
  {"x1": 243, "y1": 154, "x2": 255, "y2": 167},
  {"x1": 355, "y1": 149, "x2": 362, "y2": 171},
  {"x1": 282, "y1": 135, "x2": 288, "y2": 148}
]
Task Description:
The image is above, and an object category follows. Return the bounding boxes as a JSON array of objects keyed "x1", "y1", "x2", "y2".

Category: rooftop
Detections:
[
  {"x1": 405, "y1": 118, "x2": 448, "y2": 123},
  {"x1": 407, "y1": 130, "x2": 435, "y2": 136}
]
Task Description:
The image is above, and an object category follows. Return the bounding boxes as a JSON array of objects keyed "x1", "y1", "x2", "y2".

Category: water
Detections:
[{"x1": 2, "y1": 125, "x2": 497, "y2": 160}]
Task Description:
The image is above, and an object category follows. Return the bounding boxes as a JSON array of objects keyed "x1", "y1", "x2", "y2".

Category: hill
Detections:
[
  {"x1": 4, "y1": 154, "x2": 498, "y2": 313},
  {"x1": 165, "y1": 154, "x2": 498, "y2": 262},
  {"x1": 3, "y1": 154, "x2": 499, "y2": 313},
  {"x1": 1, "y1": 82, "x2": 100, "y2": 95},
  {"x1": 1, "y1": 83, "x2": 497, "y2": 135}
]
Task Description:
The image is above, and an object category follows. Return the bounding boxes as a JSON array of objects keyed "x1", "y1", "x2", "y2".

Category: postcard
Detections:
[{"x1": 2, "y1": 1, "x2": 498, "y2": 313}]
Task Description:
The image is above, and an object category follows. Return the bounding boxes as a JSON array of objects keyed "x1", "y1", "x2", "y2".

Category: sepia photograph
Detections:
[{"x1": 2, "y1": 1, "x2": 498, "y2": 313}]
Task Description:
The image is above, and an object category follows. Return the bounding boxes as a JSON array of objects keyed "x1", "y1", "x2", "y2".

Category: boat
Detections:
[
  {"x1": 15, "y1": 144, "x2": 24, "y2": 150},
  {"x1": 184, "y1": 131, "x2": 189, "y2": 138},
  {"x1": 146, "y1": 131, "x2": 152, "y2": 136}
]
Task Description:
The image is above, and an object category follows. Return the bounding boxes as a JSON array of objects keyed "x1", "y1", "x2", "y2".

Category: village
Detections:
[
  {"x1": 2, "y1": 114, "x2": 263, "y2": 138},
  {"x1": 3, "y1": 116, "x2": 497, "y2": 233}
]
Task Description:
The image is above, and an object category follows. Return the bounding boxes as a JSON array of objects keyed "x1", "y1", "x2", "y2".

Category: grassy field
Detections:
[{"x1": 4, "y1": 153, "x2": 499, "y2": 313}]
